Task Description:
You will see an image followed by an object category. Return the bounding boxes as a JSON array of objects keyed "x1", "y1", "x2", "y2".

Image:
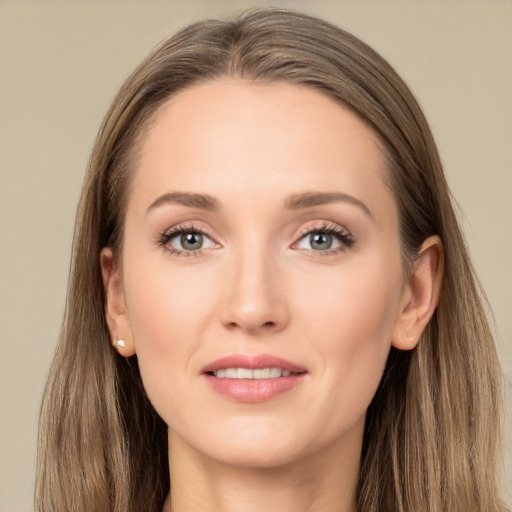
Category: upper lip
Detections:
[{"x1": 201, "y1": 354, "x2": 307, "y2": 374}]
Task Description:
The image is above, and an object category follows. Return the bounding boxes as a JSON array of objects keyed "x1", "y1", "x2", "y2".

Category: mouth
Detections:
[
  {"x1": 207, "y1": 367, "x2": 297, "y2": 379},
  {"x1": 202, "y1": 354, "x2": 307, "y2": 402}
]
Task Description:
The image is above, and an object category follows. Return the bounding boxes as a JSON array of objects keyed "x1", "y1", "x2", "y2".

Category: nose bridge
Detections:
[{"x1": 221, "y1": 235, "x2": 288, "y2": 333}]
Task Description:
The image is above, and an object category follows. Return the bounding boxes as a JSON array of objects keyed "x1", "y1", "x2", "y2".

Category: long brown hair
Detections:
[{"x1": 36, "y1": 8, "x2": 508, "y2": 512}]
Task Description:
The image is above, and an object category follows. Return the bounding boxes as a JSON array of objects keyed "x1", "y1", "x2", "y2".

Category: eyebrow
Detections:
[
  {"x1": 145, "y1": 190, "x2": 373, "y2": 219},
  {"x1": 146, "y1": 192, "x2": 220, "y2": 214},
  {"x1": 285, "y1": 192, "x2": 373, "y2": 219}
]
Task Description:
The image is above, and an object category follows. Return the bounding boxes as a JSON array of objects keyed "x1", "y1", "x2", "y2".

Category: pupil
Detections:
[
  {"x1": 310, "y1": 233, "x2": 332, "y2": 250},
  {"x1": 181, "y1": 232, "x2": 203, "y2": 250}
]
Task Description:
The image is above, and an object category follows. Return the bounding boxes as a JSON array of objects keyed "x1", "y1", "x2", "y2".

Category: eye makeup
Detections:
[{"x1": 156, "y1": 219, "x2": 354, "y2": 259}]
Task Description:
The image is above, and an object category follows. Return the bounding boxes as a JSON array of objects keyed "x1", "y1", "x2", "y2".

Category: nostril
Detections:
[{"x1": 225, "y1": 320, "x2": 277, "y2": 331}]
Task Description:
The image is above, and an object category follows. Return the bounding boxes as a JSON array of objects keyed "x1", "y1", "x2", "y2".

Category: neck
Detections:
[{"x1": 164, "y1": 429, "x2": 361, "y2": 512}]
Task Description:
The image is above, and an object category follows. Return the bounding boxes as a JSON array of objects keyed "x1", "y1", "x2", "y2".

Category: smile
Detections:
[
  {"x1": 202, "y1": 354, "x2": 307, "y2": 402},
  {"x1": 209, "y1": 368, "x2": 294, "y2": 379}
]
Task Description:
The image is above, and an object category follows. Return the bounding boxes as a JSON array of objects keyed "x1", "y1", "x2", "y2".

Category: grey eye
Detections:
[
  {"x1": 165, "y1": 230, "x2": 215, "y2": 253},
  {"x1": 180, "y1": 232, "x2": 204, "y2": 251},
  {"x1": 309, "y1": 233, "x2": 333, "y2": 250},
  {"x1": 295, "y1": 231, "x2": 342, "y2": 251}
]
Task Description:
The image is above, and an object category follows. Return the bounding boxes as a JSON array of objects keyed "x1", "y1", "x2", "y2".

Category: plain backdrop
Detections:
[{"x1": 1, "y1": 1, "x2": 511, "y2": 510}]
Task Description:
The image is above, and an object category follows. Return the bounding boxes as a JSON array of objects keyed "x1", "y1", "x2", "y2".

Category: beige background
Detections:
[{"x1": 1, "y1": 1, "x2": 511, "y2": 510}]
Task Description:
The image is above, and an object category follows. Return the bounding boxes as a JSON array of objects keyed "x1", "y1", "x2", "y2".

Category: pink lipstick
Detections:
[{"x1": 201, "y1": 354, "x2": 307, "y2": 403}]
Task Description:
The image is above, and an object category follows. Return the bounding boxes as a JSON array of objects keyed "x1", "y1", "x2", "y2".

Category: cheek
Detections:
[
  {"x1": 123, "y1": 239, "x2": 220, "y2": 342},
  {"x1": 121, "y1": 255, "x2": 217, "y2": 413},
  {"x1": 298, "y1": 251, "x2": 402, "y2": 345},
  {"x1": 296, "y1": 253, "x2": 403, "y2": 422}
]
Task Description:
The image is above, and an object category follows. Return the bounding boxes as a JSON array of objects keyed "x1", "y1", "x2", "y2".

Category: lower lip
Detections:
[{"x1": 203, "y1": 374, "x2": 306, "y2": 403}]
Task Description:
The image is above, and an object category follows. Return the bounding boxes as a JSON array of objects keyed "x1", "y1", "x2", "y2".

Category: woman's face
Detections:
[{"x1": 115, "y1": 79, "x2": 410, "y2": 467}]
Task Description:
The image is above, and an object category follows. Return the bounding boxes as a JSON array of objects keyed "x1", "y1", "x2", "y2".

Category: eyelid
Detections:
[{"x1": 294, "y1": 220, "x2": 351, "y2": 238}]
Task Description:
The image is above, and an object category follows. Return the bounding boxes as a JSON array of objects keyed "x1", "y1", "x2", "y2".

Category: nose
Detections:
[{"x1": 220, "y1": 245, "x2": 290, "y2": 335}]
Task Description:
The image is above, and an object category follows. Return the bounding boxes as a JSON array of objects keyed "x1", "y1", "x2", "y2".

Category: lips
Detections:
[
  {"x1": 202, "y1": 354, "x2": 306, "y2": 374},
  {"x1": 201, "y1": 354, "x2": 308, "y2": 403}
]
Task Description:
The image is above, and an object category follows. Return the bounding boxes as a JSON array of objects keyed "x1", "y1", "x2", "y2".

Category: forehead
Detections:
[{"x1": 129, "y1": 78, "x2": 395, "y2": 224}]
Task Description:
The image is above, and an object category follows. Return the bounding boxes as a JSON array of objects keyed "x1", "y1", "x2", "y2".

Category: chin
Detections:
[
  {"x1": 203, "y1": 438, "x2": 308, "y2": 469},
  {"x1": 171, "y1": 411, "x2": 362, "y2": 471},
  {"x1": 168, "y1": 414, "x2": 313, "y2": 469}
]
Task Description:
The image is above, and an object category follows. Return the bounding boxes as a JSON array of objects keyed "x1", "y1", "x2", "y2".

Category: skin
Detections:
[{"x1": 101, "y1": 79, "x2": 443, "y2": 512}]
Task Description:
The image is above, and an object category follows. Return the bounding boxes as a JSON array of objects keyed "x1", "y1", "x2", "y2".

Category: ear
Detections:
[
  {"x1": 100, "y1": 247, "x2": 136, "y2": 357},
  {"x1": 391, "y1": 235, "x2": 444, "y2": 350}
]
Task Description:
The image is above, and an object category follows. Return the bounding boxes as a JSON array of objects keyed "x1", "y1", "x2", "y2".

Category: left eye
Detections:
[
  {"x1": 294, "y1": 231, "x2": 344, "y2": 251},
  {"x1": 166, "y1": 231, "x2": 215, "y2": 252}
]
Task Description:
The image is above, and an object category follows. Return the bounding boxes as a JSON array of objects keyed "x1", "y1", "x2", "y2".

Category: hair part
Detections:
[{"x1": 36, "y1": 8, "x2": 508, "y2": 512}]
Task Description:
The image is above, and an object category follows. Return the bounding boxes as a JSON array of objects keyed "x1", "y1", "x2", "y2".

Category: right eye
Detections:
[{"x1": 159, "y1": 224, "x2": 216, "y2": 256}]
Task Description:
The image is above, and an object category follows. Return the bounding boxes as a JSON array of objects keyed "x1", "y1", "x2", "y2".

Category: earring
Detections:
[{"x1": 114, "y1": 337, "x2": 126, "y2": 348}]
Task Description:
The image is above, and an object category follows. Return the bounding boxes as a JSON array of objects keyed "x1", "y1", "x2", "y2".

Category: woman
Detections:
[{"x1": 36, "y1": 8, "x2": 508, "y2": 512}]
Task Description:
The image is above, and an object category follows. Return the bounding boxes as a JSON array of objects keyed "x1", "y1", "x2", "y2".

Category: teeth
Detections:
[
  {"x1": 213, "y1": 367, "x2": 294, "y2": 379},
  {"x1": 253, "y1": 368, "x2": 270, "y2": 379},
  {"x1": 237, "y1": 368, "x2": 253, "y2": 379},
  {"x1": 269, "y1": 367, "x2": 281, "y2": 378}
]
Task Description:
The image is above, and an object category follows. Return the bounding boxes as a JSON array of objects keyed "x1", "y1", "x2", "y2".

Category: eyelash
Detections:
[
  {"x1": 294, "y1": 222, "x2": 354, "y2": 256},
  {"x1": 158, "y1": 221, "x2": 354, "y2": 258}
]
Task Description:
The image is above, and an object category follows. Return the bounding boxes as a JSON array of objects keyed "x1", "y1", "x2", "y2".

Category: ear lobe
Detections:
[
  {"x1": 391, "y1": 235, "x2": 444, "y2": 351},
  {"x1": 100, "y1": 247, "x2": 136, "y2": 357}
]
